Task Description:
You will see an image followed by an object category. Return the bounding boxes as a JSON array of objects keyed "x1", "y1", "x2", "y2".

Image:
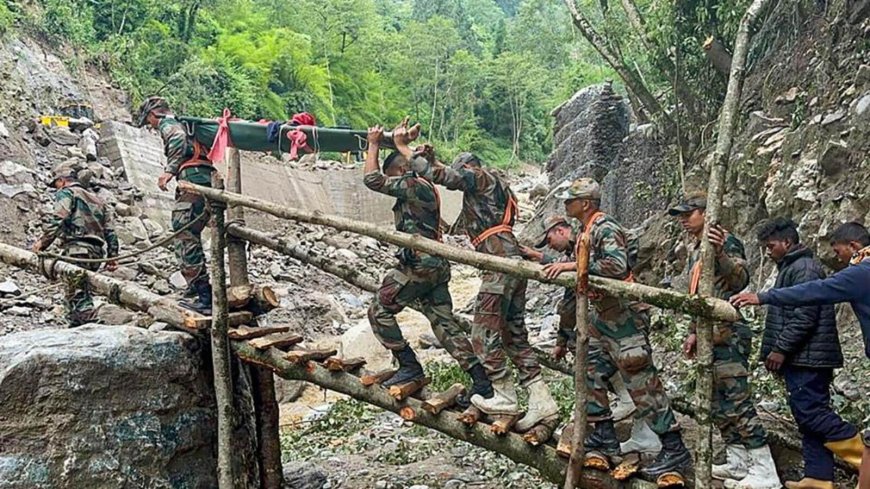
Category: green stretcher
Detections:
[{"x1": 178, "y1": 117, "x2": 395, "y2": 157}]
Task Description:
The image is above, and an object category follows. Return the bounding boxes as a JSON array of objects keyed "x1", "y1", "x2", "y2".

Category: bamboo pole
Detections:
[
  {"x1": 565, "y1": 234, "x2": 591, "y2": 488},
  {"x1": 694, "y1": 0, "x2": 773, "y2": 486},
  {"x1": 224, "y1": 147, "x2": 283, "y2": 489},
  {"x1": 231, "y1": 341, "x2": 657, "y2": 489},
  {"x1": 208, "y1": 181, "x2": 234, "y2": 488},
  {"x1": 180, "y1": 183, "x2": 739, "y2": 322}
]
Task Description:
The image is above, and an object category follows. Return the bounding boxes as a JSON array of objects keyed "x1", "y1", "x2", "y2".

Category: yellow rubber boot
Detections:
[
  {"x1": 783, "y1": 478, "x2": 834, "y2": 489},
  {"x1": 824, "y1": 434, "x2": 863, "y2": 469}
]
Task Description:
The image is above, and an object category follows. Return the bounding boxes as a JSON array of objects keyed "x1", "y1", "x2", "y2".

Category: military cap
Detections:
[
  {"x1": 49, "y1": 161, "x2": 84, "y2": 187},
  {"x1": 451, "y1": 152, "x2": 481, "y2": 170},
  {"x1": 667, "y1": 192, "x2": 707, "y2": 216},
  {"x1": 535, "y1": 215, "x2": 572, "y2": 248},
  {"x1": 555, "y1": 178, "x2": 602, "y2": 201},
  {"x1": 135, "y1": 96, "x2": 170, "y2": 127}
]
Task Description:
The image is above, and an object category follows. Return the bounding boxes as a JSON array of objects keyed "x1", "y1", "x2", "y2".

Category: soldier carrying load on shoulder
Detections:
[
  {"x1": 32, "y1": 161, "x2": 119, "y2": 326},
  {"x1": 136, "y1": 96, "x2": 214, "y2": 314}
]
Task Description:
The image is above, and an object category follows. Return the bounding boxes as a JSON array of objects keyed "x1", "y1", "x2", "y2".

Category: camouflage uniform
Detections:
[
  {"x1": 159, "y1": 115, "x2": 213, "y2": 290},
  {"x1": 575, "y1": 213, "x2": 680, "y2": 435},
  {"x1": 415, "y1": 156, "x2": 540, "y2": 384},
  {"x1": 685, "y1": 233, "x2": 767, "y2": 448},
  {"x1": 38, "y1": 182, "x2": 119, "y2": 326},
  {"x1": 364, "y1": 170, "x2": 479, "y2": 370}
]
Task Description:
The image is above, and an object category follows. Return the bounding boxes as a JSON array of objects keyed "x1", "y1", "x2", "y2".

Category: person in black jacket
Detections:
[{"x1": 755, "y1": 218, "x2": 857, "y2": 489}]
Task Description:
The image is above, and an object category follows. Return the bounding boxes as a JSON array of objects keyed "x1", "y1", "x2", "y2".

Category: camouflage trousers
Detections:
[
  {"x1": 586, "y1": 298, "x2": 680, "y2": 435},
  {"x1": 472, "y1": 271, "x2": 541, "y2": 385},
  {"x1": 171, "y1": 188, "x2": 210, "y2": 289},
  {"x1": 709, "y1": 321, "x2": 767, "y2": 448},
  {"x1": 61, "y1": 240, "x2": 103, "y2": 327},
  {"x1": 368, "y1": 259, "x2": 479, "y2": 370}
]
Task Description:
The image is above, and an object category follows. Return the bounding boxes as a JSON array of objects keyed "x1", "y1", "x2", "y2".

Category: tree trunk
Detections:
[
  {"x1": 223, "y1": 148, "x2": 283, "y2": 489},
  {"x1": 694, "y1": 0, "x2": 773, "y2": 486},
  {"x1": 231, "y1": 341, "x2": 658, "y2": 489},
  {"x1": 180, "y1": 183, "x2": 739, "y2": 322},
  {"x1": 562, "y1": 0, "x2": 674, "y2": 132},
  {"x1": 0, "y1": 243, "x2": 200, "y2": 331},
  {"x1": 208, "y1": 183, "x2": 235, "y2": 488},
  {"x1": 565, "y1": 234, "x2": 591, "y2": 489}
]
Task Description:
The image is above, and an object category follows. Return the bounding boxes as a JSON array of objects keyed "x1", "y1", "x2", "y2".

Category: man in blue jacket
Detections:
[{"x1": 731, "y1": 221, "x2": 870, "y2": 477}]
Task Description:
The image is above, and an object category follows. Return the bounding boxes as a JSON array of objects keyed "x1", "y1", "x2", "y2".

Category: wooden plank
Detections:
[
  {"x1": 522, "y1": 415, "x2": 560, "y2": 446},
  {"x1": 283, "y1": 348, "x2": 338, "y2": 365},
  {"x1": 247, "y1": 333, "x2": 303, "y2": 351},
  {"x1": 388, "y1": 377, "x2": 430, "y2": 401},
  {"x1": 227, "y1": 325, "x2": 290, "y2": 340},
  {"x1": 421, "y1": 383, "x2": 466, "y2": 415},
  {"x1": 360, "y1": 369, "x2": 397, "y2": 387},
  {"x1": 185, "y1": 311, "x2": 253, "y2": 330},
  {"x1": 491, "y1": 415, "x2": 519, "y2": 436},
  {"x1": 323, "y1": 356, "x2": 367, "y2": 373}
]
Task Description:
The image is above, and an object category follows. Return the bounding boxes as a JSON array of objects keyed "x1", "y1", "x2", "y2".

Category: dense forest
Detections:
[{"x1": 0, "y1": 0, "x2": 752, "y2": 165}]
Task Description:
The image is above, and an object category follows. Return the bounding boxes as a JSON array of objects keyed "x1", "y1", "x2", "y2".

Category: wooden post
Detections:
[
  {"x1": 208, "y1": 176, "x2": 234, "y2": 488},
  {"x1": 565, "y1": 234, "x2": 591, "y2": 489},
  {"x1": 224, "y1": 147, "x2": 283, "y2": 489},
  {"x1": 694, "y1": 0, "x2": 773, "y2": 486}
]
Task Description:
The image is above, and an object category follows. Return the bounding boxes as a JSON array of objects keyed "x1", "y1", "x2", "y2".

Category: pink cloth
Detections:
[
  {"x1": 206, "y1": 108, "x2": 233, "y2": 162},
  {"x1": 286, "y1": 112, "x2": 317, "y2": 160}
]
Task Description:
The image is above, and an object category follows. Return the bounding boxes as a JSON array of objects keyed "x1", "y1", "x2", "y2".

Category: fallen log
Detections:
[
  {"x1": 181, "y1": 183, "x2": 739, "y2": 322},
  {"x1": 360, "y1": 369, "x2": 397, "y2": 387},
  {"x1": 388, "y1": 378, "x2": 430, "y2": 401},
  {"x1": 227, "y1": 284, "x2": 279, "y2": 312},
  {"x1": 421, "y1": 383, "x2": 466, "y2": 415},
  {"x1": 231, "y1": 341, "x2": 657, "y2": 488},
  {"x1": 0, "y1": 243, "x2": 202, "y2": 332}
]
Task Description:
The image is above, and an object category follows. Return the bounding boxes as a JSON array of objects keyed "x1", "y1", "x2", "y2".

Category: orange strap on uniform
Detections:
[
  {"x1": 579, "y1": 211, "x2": 635, "y2": 284},
  {"x1": 177, "y1": 139, "x2": 213, "y2": 173},
  {"x1": 688, "y1": 261, "x2": 702, "y2": 295},
  {"x1": 418, "y1": 178, "x2": 443, "y2": 242},
  {"x1": 470, "y1": 194, "x2": 517, "y2": 247}
]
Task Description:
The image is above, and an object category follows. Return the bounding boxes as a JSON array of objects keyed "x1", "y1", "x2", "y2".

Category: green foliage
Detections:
[{"x1": 0, "y1": 2, "x2": 15, "y2": 34}]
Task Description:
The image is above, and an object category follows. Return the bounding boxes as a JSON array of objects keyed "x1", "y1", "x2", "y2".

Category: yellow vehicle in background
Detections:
[{"x1": 39, "y1": 100, "x2": 98, "y2": 130}]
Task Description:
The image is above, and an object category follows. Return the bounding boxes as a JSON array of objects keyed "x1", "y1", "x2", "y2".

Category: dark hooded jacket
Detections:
[{"x1": 760, "y1": 245, "x2": 842, "y2": 368}]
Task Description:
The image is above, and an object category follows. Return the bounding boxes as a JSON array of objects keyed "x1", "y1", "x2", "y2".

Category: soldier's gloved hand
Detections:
[
  {"x1": 105, "y1": 260, "x2": 118, "y2": 272},
  {"x1": 157, "y1": 172, "x2": 174, "y2": 191},
  {"x1": 683, "y1": 333, "x2": 697, "y2": 359}
]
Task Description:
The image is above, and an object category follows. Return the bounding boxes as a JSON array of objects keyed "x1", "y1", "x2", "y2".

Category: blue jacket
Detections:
[{"x1": 759, "y1": 260, "x2": 870, "y2": 359}]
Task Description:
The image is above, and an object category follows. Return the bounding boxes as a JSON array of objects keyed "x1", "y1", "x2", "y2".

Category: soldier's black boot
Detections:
[
  {"x1": 457, "y1": 364, "x2": 493, "y2": 408},
  {"x1": 584, "y1": 419, "x2": 621, "y2": 458},
  {"x1": 181, "y1": 282, "x2": 213, "y2": 315},
  {"x1": 639, "y1": 431, "x2": 692, "y2": 479},
  {"x1": 382, "y1": 345, "x2": 425, "y2": 388}
]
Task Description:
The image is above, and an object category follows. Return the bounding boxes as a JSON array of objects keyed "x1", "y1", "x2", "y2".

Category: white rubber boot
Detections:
[
  {"x1": 619, "y1": 419, "x2": 662, "y2": 455},
  {"x1": 515, "y1": 377, "x2": 559, "y2": 432},
  {"x1": 723, "y1": 445, "x2": 781, "y2": 489},
  {"x1": 712, "y1": 444, "x2": 750, "y2": 481},
  {"x1": 471, "y1": 376, "x2": 520, "y2": 415},
  {"x1": 610, "y1": 374, "x2": 636, "y2": 422}
]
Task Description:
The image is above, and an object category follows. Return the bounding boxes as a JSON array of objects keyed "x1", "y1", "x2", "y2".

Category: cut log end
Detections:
[
  {"x1": 360, "y1": 369, "x2": 397, "y2": 387},
  {"x1": 521, "y1": 415, "x2": 560, "y2": 446},
  {"x1": 399, "y1": 406, "x2": 416, "y2": 421},
  {"x1": 490, "y1": 414, "x2": 519, "y2": 436},
  {"x1": 611, "y1": 454, "x2": 640, "y2": 481},
  {"x1": 324, "y1": 357, "x2": 367, "y2": 373},
  {"x1": 556, "y1": 422, "x2": 574, "y2": 459},
  {"x1": 388, "y1": 378, "x2": 430, "y2": 401},
  {"x1": 420, "y1": 383, "x2": 466, "y2": 415},
  {"x1": 656, "y1": 472, "x2": 685, "y2": 488},
  {"x1": 459, "y1": 406, "x2": 482, "y2": 426},
  {"x1": 283, "y1": 348, "x2": 338, "y2": 365}
]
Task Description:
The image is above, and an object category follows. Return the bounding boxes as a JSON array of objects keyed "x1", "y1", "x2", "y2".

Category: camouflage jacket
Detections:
[
  {"x1": 684, "y1": 232, "x2": 750, "y2": 300},
  {"x1": 159, "y1": 116, "x2": 212, "y2": 184},
  {"x1": 414, "y1": 157, "x2": 520, "y2": 258},
  {"x1": 364, "y1": 169, "x2": 444, "y2": 267},
  {"x1": 584, "y1": 214, "x2": 632, "y2": 281},
  {"x1": 40, "y1": 183, "x2": 119, "y2": 257}
]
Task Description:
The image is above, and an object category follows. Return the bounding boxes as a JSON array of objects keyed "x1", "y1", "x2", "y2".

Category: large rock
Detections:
[
  {"x1": 0, "y1": 326, "x2": 218, "y2": 488},
  {"x1": 339, "y1": 320, "x2": 393, "y2": 372}
]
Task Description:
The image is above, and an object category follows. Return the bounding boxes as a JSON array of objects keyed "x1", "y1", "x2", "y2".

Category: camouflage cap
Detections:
[
  {"x1": 135, "y1": 96, "x2": 170, "y2": 127},
  {"x1": 534, "y1": 215, "x2": 571, "y2": 247},
  {"x1": 451, "y1": 152, "x2": 481, "y2": 170},
  {"x1": 49, "y1": 160, "x2": 84, "y2": 187},
  {"x1": 554, "y1": 178, "x2": 602, "y2": 201},
  {"x1": 668, "y1": 192, "x2": 707, "y2": 216}
]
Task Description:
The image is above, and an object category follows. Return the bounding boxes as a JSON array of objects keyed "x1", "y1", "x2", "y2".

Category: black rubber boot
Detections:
[
  {"x1": 382, "y1": 345, "x2": 425, "y2": 388},
  {"x1": 180, "y1": 282, "x2": 213, "y2": 315},
  {"x1": 457, "y1": 364, "x2": 493, "y2": 408},
  {"x1": 639, "y1": 431, "x2": 692, "y2": 479},
  {"x1": 584, "y1": 420, "x2": 621, "y2": 458}
]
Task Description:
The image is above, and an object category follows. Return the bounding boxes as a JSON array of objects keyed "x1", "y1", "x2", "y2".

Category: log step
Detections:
[
  {"x1": 360, "y1": 369, "x2": 397, "y2": 387},
  {"x1": 283, "y1": 348, "x2": 338, "y2": 364},
  {"x1": 521, "y1": 414, "x2": 560, "y2": 446},
  {"x1": 323, "y1": 356, "x2": 367, "y2": 373},
  {"x1": 388, "y1": 377, "x2": 430, "y2": 401},
  {"x1": 490, "y1": 414, "x2": 519, "y2": 436},
  {"x1": 186, "y1": 311, "x2": 253, "y2": 330},
  {"x1": 421, "y1": 383, "x2": 466, "y2": 415},
  {"x1": 247, "y1": 333, "x2": 303, "y2": 351},
  {"x1": 611, "y1": 454, "x2": 640, "y2": 481},
  {"x1": 458, "y1": 405, "x2": 482, "y2": 426},
  {"x1": 556, "y1": 422, "x2": 573, "y2": 458},
  {"x1": 228, "y1": 325, "x2": 290, "y2": 340}
]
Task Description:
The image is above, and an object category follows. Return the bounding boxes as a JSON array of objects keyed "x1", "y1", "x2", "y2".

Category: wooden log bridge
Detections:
[
  {"x1": 181, "y1": 182, "x2": 739, "y2": 322},
  {"x1": 231, "y1": 340, "x2": 658, "y2": 489}
]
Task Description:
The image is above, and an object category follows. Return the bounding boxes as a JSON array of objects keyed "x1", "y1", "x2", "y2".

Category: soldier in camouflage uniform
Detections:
[
  {"x1": 136, "y1": 96, "x2": 213, "y2": 313},
  {"x1": 408, "y1": 123, "x2": 557, "y2": 431},
  {"x1": 669, "y1": 192, "x2": 779, "y2": 488},
  {"x1": 543, "y1": 179, "x2": 691, "y2": 477},
  {"x1": 32, "y1": 161, "x2": 119, "y2": 326},
  {"x1": 363, "y1": 123, "x2": 490, "y2": 400}
]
